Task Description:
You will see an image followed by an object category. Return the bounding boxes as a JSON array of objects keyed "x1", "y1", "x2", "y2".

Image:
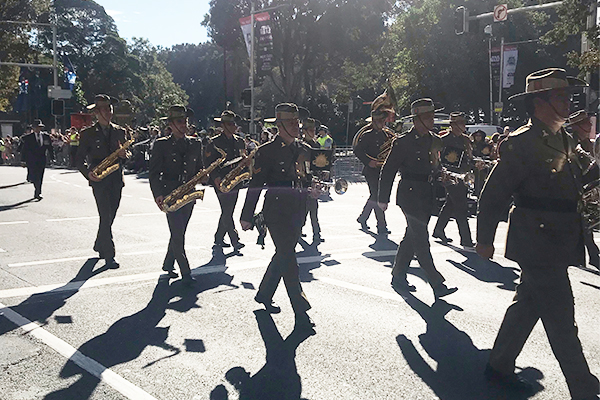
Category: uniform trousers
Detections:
[
  {"x1": 358, "y1": 171, "x2": 387, "y2": 233},
  {"x1": 433, "y1": 181, "x2": 473, "y2": 245},
  {"x1": 214, "y1": 188, "x2": 240, "y2": 245},
  {"x1": 489, "y1": 263, "x2": 599, "y2": 399},
  {"x1": 256, "y1": 221, "x2": 311, "y2": 315},
  {"x1": 392, "y1": 182, "x2": 444, "y2": 288},
  {"x1": 304, "y1": 197, "x2": 320, "y2": 238},
  {"x1": 91, "y1": 181, "x2": 122, "y2": 260},
  {"x1": 163, "y1": 202, "x2": 194, "y2": 276},
  {"x1": 28, "y1": 161, "x2": 45, "y2": 196}
]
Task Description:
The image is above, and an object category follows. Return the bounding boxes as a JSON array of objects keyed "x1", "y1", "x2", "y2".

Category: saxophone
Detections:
[
  {"x1": 161, "y1": 147, "x2": 227, "y2": 213},
  {"x1": 217, "y1": 146, "x2": 258, "y2": 193},
  {"x1": 92, "y1": 129, "x2": 137, "y2": 180}
]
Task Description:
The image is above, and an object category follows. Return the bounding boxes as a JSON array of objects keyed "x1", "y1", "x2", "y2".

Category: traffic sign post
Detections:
[{"x1": 493, "y1": 4, "x2": 508, "y2": 22}]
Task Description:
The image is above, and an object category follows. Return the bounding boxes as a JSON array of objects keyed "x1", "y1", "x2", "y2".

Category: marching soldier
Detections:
[
  {"x1": 240, "y1": 103, "x2": 315, "y2": 333},
  {"x1": 477, "y1": 68, "x2": 599, "y2": 398},
  {"x1": 378, "y1": 98, "x2": 458, "y2": 298},
  {"x1": 19, "y1": 119, "x2": 53, "y2": 200},
  {"x1": 300, "y1": 117, "x2": 323, "y2": 243},
  {"x1": 149, "y1": 105, "x2": 202, "y2": 285},
  {"x1": 432, "y1": 112, "x2": 476, "y2": 250},
  {"x1": 353, "y1": 90, "x2": 393, "y2": 236},
  {"x1": 75, "y1": 94, "x2": 129, "y2": 269},
  {"x1": 205, "y1": 111, "x2": 247, "y2": 251}
]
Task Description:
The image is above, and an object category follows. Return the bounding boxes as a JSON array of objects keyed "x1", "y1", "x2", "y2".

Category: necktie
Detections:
[{"x1": 37, "y1": 133, "x2": 42, "y2": 146}]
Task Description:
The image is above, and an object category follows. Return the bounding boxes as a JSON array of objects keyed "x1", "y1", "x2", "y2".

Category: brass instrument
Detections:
[
  {"x1": 439, "y1": 168, "x2": 475, "y2": 187},
  {"x1": 91, "y1": 129, "x2": 138, "y2": 180},
  {"x1": 161, "y1": 147, "x2": 227, "y2": 213},
  {"x1": 217, "y1": 146, "x2": 258, "y2": 193},
  {"x1": 353, "y1": 123, "x2": 397, "y2": 165},
  {"x1": 473, "y1": 157, "x2": 497, "y2": 170}
]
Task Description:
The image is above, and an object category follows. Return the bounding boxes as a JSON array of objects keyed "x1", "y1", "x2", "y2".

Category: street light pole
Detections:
[
  {"x1": 250, "y1": 1, "x2": 256, "y2": 139},
  {"x1": 498, "y1": 36, "x2": 504, "y2": 125}
]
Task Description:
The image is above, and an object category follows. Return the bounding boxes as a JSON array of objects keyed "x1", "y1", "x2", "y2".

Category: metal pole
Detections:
[
  {"x1": 345, "y1": 101, "x2": 351, "y2": 145},
  {"x1": 489, "y1": 37, "x2": 493, "y2": 124},
  {"x1": 249, "y1": 1, "x2": 255, "y2": 139},
  {"x1": 52, "y1": 23, "x2": 58, "y2": 87},
  {"x1": 498, "y1": 36, "x2": 504, "y2": 124}
]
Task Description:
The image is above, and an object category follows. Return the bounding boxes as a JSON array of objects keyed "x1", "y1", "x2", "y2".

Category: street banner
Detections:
[
  {"x1": 239, "y1": 15, "x2": 253, "y2": 58},
  {"x1": 502, "y1": 45, "x2": 518, "y2": 88},
  {"x1": 256, "y1": 12, "x2": 274, "y2": 79}
]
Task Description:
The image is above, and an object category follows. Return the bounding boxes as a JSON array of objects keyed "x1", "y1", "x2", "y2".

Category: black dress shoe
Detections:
[
  {"x1": 294, "y1": 313, "x2": 316, "y2": 333},
  {"x1": 313, "y1": 235, "x2": 324, "y2": 243},
  {"x1": 432, "y1": 232, "x2": 452, "y2": 243},
  {"x1": 181, "y1": 274, "x2": 197, "y2": 285},
  {"x1": 391, "y1": 276, "x2": 416, "y2": 292},
  {"x1": 233, "y1": 242, "x2": 245, "y2": 252},
  {"x1": 254, "y1": 296, "x2": 281, "y2": 313},
  {"x1": 164, "y1": 270, "x2": 178, "y2": 279},
  {"x1": 214, "y1": 241, "x2": 231, "y2": 248},
  {"x1": 433, "y1": 283, "x2": 458, "y2": 298},
  {"x1": 484, "y1": 363, "x2": 534, "y2": 393},
  {"x1": 35, "y1": 194, "x2": 43, "y2": 200},
  {"x1": 357, "y1": 218, "x2": 369, "y2": 231},
  {"x1": 105, "y1": 258, "x2": 120, "y2": 269}
]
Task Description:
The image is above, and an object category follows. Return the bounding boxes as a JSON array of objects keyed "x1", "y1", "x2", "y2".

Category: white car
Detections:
[{"x1": 466, "y1": 124, "x2": 502, "y2": 138}]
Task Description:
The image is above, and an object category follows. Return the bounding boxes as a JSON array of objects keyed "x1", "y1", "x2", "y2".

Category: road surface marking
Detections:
[
  {"x1": 0, "y1": 221, "x2": 29, "y2": 226},
  {"x1": 46, "y1": 216, "x2": 99, "y2": 222},
  {"x1": 122, "y1": 212, "x2": 164, "y2": 217},
  {"x1": 318, "y1": 277, "x2": 402, "y2": 302},
  {"x1": 0, "y1": 302, "x2": 158, "y2": 400},
  {"x1": 0, "y1": 248, "x2": 6, "y2": 253},
  {"x1": 8, "y1": 256, "x2": 96, "y2": 267},
  {"x1": 122, "y1": 194, "x2": 133, "y2": 198}
]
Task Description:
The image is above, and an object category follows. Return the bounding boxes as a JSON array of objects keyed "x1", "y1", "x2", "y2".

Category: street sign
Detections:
[
  {"x1": 47, "y1": 85, "x2": 72, "y2": 99},
  {"x1": 494, "y1": 102, "x2": 503, "y2": 113},
  {"x1": 494, "y1": 4, "x2": 508, "y2": 22}
]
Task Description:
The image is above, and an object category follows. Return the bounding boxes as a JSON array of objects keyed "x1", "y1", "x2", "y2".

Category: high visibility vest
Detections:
[
  {"x1": 70, "y1": 133, "x2": 79, "y2": 146},
  {"x1": 317, "y1": 134, "x2": 333, "y2": 149}
]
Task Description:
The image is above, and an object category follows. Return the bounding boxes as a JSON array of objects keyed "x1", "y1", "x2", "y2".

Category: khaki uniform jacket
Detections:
[
  {"x1": 438, "y1": 130, "x2": 473, "y2": 173},
  {"x1": 75, "y1": 122, "x2": 127, "y2": 186},
  {"x1": 477, "y1": 118, "x2": 592, "y2": 266},
  {"x1": 204, "y1": 133, "x2": 246, "y2": 186}
]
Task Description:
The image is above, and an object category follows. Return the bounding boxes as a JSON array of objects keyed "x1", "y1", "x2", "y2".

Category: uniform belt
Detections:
[
  {"x1": 401, "y1": 171, "x2": 433, "y2": 183},
  {"x1": 161, "y1": 173, "x2": 185, "y2": 182},
  {"x1": 515, "y1": 196, "x2": 578, "y2": 213},
  {"x1": 270, "y1": 180, "x2": 296, "y2": 188}
]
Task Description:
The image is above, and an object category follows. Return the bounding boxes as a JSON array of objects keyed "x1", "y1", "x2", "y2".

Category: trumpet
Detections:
[
  {"x1": 91, "y1": 130, "x2": 138, "y2": 180},
  {"x1": 161, "y1": 147, "x2": 227, "y2": 213},
  {"x1": 439, "y1": 168, "x2": 475, "y2": 186}
]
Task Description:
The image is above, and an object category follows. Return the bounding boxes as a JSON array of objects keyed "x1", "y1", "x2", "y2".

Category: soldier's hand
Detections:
[
  {"x1": 475, "y1": 160, "x2": 485, "y2": 170},
  {"x1": 200, "y1": 175, "x2": 209, "y2": 185},
  {"x1": 88, "y1": 170, "x2": 101, "y2": 182},
  {"x1": 117, "y1": 142, "x2": 127, "y2": 159},
  {"x1": 476, "y1": 243, "x2": 494, "y2": 259},
  {"x1": 368, "y1": 160, "x2": 380, "y2": 168},
  {"x1": 155, "y1": 196, "x2": 164, "y2": 210},
  {"x1": 240, "y1": 220, "x2": 253, "y2": 231},
  {"x1": 214, "y1": 177, "x2": 222, "y2": 188},
  {"x1": 378, "y1": 202, "x2": 388, "y2": 211}
]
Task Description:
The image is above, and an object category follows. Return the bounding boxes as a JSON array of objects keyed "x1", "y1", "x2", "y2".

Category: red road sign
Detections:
[{"x1": 494, "y1": 4, "x2": 508, "y2": 22}]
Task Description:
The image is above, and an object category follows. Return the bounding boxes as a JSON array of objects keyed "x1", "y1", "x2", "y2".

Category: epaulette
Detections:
[
  {"x1": 155, "y1": 136, "x2": 170, "y2": 142},
  {"x1": 509, "y1": 122, "x2": 532, "y2": 137}
]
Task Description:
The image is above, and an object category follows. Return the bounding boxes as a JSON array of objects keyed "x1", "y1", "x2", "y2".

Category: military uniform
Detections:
[
  {"x1": 301, "y1": 136, "x2": 322, "y2": 242},
  {"x1": 433, "y1": 130, "x2": 474, "y2": 246},
  {"x1": 379, "y1": 127, "x2": 448, "y2": 289},
  {"x1": 75, "y1": 122, "x2": 127, "y2": 261},
  {"x1": 477, "y1": 117, "x2": 599, "y2": 399},
  {"x1": 241, "y1": 135, "x2": 311, "y2": 315},
  {"x1": 149, "y1": 135, "x2": 203, "y2": 278},
  {"x1": 20, "y1": 127, "x2": 53, "y2": 199},
  {"x1": 204, "y1": 132, "x2": 246, "y2": 247},
  {"x1": 354, "y1": 125, "x2": 390, "y2": 234}
]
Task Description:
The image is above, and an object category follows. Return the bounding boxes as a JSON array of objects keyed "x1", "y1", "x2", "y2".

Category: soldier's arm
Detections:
[
  {"x1": 75, "y1": 131, "x2": 90, "y2": 179},
  {"x1": 476, "y1": 138, "x2": 528, "y2": 245},
  {"x1": 353, "y1": 134, "x2": 371, "y2": 166},
  {"x1": 240, "y1": 147, "x2": 269, "y2": 223},
  {"x1": 148, "y1": 141, "x2": 164, "y2": 200},
  {"x1": 378, "y1": 138, "x2": 402, "y2": 204}
]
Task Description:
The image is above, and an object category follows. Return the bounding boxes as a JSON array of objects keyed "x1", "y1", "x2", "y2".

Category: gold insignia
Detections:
[
  {"x1": 253, "y1": 166, "x2": 262, "y2": 174},
  {"x1": 482, "y1": 147, "x2": 491, "y2": 155},
  {"x1": 312, "y1": 153, "x2": 330, "y2": 168},
  {"x1": 445, "y1": 151, "x2": 459, "y2": 163},
  {"x1": 205, "y1": 151, "x2": 211, "y2": 157},
  {"x1": 281, "y1": 141, "x2": 286, "y2": 147}
]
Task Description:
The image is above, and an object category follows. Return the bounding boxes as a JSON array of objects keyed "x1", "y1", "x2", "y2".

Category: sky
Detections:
[{"x1": 95, "y1": 0, "x2": 212, "y2": 47}]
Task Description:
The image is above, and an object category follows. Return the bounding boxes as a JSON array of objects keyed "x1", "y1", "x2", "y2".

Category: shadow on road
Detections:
[
  {"x1": 43, "y1": 271, "x2": 233, "y2": 399},
  {"x1": 397, "y1": 293, "x2": 543, "y2": 400},
  {"x1": 0, "y1": 181, "x2": 29, "y2": 189},
  {"x1": 0, "y1": 197, "x2": 35, "y2": 211},
  {"x1": 447, "y1": 255, "x2": 519, "y2": 291},
  {"x1": 210, "y1": 309, "x2": 312, "y2": 400},
  {"x1": 0, "y1": 258, "x2": 104, "y2": 336}
]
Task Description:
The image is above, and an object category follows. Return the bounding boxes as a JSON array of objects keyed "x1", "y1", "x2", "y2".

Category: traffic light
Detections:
[
  {"x1": 241, "y1": 88, "x2": 251, "y2": 108},
  {"x1": 454, "y1": 6, "x2": 469, "y2": 35},
  {"x1": 51, "y1": 99, "x2": 65, "y2": 116}
]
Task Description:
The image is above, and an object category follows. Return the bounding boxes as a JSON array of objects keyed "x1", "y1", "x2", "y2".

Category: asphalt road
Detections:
[{"x1": 0, "y1": 165, "x2": 599, "y2": 400}]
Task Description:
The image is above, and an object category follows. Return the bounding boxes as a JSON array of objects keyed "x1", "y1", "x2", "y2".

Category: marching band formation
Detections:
[{"x1": 70, "y1": 67, "x2": 599, "y2": 399}]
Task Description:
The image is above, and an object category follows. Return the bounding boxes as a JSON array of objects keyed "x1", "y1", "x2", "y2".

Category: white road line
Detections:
[
  {"x1": 0, "y1": 248, "x2": 6, "y2": 253},
  {"x1": 46, "y1": 216, "x2": 98, "y2": 222},
  {"x1": 73, "y1": 184, "x2": 83, "y2": 188},
  {"x1": 0, "y1": 302, "x2": 158, "y2": 400},
  {"x1": 8, "y1": 256, "x2": 95, "y2": 267},
  {"x1": 122, "y1": 212, "x2": 164, "y2": 217},
  {"x1": 122, "y1": 194, "x2": 133, "y2": 198},
  {"x1": 0, "y1": 221, "x2": 29, "y2": 226},
  {"x1": 318, "y1": 277, "x2": 402, "y2": 302}
]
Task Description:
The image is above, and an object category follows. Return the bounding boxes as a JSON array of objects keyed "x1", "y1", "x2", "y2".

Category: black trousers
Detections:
[
  {"x1": 304, "y1": 197, "x2": 320, "y2": 237},
  {"x1": 28, "y1": 161, "x2": 45, "y2": 196},
  {"x1": 583, "y1": 226, "x2": 600, "y2": 266},
  {"x1": 392, "y1": 200, "x2": 444, "y2": 288},
  {"x1": 358, "y1": 172, "x2": 387, "y2": 233},
  {"x1": 433, "y1": 181, "x2": 473, "y2": 245},
  {"x1": 214, "y1": 188, "x2": 240, "y2": 245},
  {"x1": 489, "y1": 263, "x2": 599, "y2": 399},
  {"x1": 256, "y1": 221, "x2": 311, "y2": 315},
  {"x1": 91, "y1": 182, "x2": 122, "y2": 260},
  {"x1": 163, "y1": 202, "x2": 194, "y2": 276}
]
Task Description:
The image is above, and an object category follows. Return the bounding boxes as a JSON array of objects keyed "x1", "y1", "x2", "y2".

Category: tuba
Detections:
[
  {"x1": 217, "y1": 146, "x2": 258, "y2": 193},
  {"x1": 353, "y1": 123, "x2": 397, "y2": 166},
  {"x1": 91, "y1": 128, "x2": 138, "y2": 180},
  {"x1": 161, "y1": 147, "x2": 227, "y2": 213}
]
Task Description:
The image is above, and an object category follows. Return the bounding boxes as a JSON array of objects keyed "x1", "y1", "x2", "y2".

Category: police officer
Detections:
[
  {"x1": 316, "y1": 125, "x2": 333, "y2": 149},
  {"x1": 432, "y1": 112, "x2": 475, "y2": 250},
  {"x1": 301, "y1": 117, "x2": 323, "y2": 243},
  {"x1": 76, "y1": 94, "x2": 129, "y2": 269},
  {"x1": 19, "y1": 119, "x2": 53, "y2": 200},
  {"x1": 353, "y1": 90, "x2": 393, "y2": 236},
  {"x1": 149, "y1": 105, "x2": 202, "y2": 285},
  {"x1": 477, "y1": 68, "x2": 600, "y2": 399},
  {"x1": 240, "y1": 103, "x2": 314, "y2": 333},
  {"x1": 378, "y1": 98, "x2": 458, "y2": 298},
  {"x1": 205, "y1": 111, "x2": 247, "y2": 251}
]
